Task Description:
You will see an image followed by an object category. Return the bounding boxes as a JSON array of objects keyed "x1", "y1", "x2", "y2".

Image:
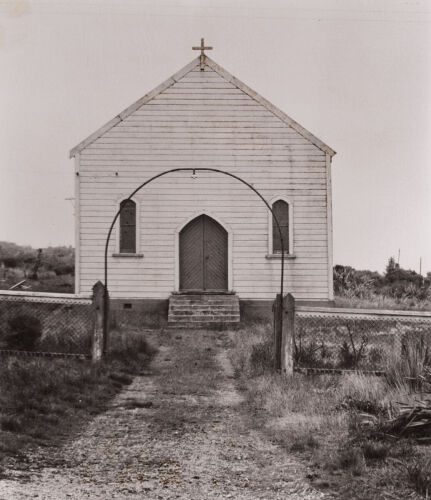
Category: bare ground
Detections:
[{"x1": 0, "y1": 329, "x2": 328, "y2": 500}]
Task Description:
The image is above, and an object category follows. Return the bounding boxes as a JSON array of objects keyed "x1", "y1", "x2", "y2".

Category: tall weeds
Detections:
[{"x1": 386, "y1": 333, "x2": 431, "y2": 391}]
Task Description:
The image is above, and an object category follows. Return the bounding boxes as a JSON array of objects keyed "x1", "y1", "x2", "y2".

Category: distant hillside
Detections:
[{"x1": 0, "y1": 242, "x2": 74, "y2": 293}]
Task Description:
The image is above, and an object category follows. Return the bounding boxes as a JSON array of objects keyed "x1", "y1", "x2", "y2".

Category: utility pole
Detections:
[{"x1": 397, "y1": 249, "x2": 400, "y2": 267}]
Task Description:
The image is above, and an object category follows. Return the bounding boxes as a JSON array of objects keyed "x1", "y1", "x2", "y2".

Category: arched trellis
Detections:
[{"x1": 103, "y1": 168, "x2": 286, "y2": 341}]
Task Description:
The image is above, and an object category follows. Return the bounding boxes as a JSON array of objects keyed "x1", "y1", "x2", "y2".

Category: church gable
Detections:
[
  {"x1": 110, "y1": 66, "x2": 308, "y2": 151},
  {"x1": 71, "y1": 56, "x2": 335, "y2": 158}
]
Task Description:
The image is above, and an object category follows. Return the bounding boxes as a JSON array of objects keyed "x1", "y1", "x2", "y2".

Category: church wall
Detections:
[{"x1": 76, "y1": 66, "x2": 331, "y2": 302}]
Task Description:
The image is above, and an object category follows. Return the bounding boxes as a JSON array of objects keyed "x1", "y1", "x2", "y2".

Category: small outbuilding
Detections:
[{"x1": 70, "y1": 43, "x2": 336, "y2": 325}]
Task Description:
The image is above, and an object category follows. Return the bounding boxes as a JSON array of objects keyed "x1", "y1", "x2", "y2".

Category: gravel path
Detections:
[{"x1": 0, "y1": 329, "x2": 328, "y2": 500}]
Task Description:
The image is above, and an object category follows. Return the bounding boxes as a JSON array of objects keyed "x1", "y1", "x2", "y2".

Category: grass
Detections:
[
  {"x1": 157, "y1": 329, "x2": 221, "y2": 396},
  {"x1": 405, "y1": 457, "x2": 431, "y2": 497},
  {"x1": 335, "y1": 294, "x2": 431, "y2": 311},
  {"x1": 0, "y1": 273, "x2": 74, "y2": 294},
  {"x1": 0, "y1": 327, "x2": 157, "y2": 472},
  {"x1": 229, "y1": 323, "x2": 431, "y2": 499}
]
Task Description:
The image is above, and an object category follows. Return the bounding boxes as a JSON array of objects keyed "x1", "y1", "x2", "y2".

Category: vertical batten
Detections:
[
  {"x1": 326, "y1": 152, "x2": 334, "y2": 301},
  {"x1": 74, "y1": 153, "x2": 81, "y2": 294}
]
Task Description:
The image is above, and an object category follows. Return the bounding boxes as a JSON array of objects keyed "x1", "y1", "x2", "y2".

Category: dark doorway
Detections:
[{"x1": 179, "y1": 214, "x2": 228, "y2": 291}]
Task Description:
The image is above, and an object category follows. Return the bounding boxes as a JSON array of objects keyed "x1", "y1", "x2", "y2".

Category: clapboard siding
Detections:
[
  {"x1": 79, "y1": 197, "x2": 327, "y2": 207},
  {"x1": 78, "y1": 191, "x2": 327, "y2": 200},
  {"x1": 76, "y1": 65, "x2": 332, "y2": 300}
]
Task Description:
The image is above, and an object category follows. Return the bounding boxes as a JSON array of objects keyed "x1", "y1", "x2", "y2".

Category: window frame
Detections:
[
  {"x1": 113, "y1": 197, "x2": 142, "y2": 257},
  {"x1": 267, "y1": 196, "x2": 295, "y2": 258}
]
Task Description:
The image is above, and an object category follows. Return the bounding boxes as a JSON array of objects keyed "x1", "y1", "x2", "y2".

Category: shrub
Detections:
[
  {"x1": 333, "y1": 265, "x2": 377, "y2": 299},
  {"x1": 337, "y1": 448, "x2": 364, "y2": 474},
  {"x1": 54, "y1": 264, "x2": 74, "y2": 276},
  {"x1": 339, "y1": 341, "x2": 357, "y2": 368},
  {"x1": 333, "y1": 260, "x2": 431, "y2": 310},
  {"x1": 294, "y1": 336, "x2": 319, "y2": 366},
  {"x1": 293, "y1": 327, "x2": 332, "y2": 368},
  {"x1": 338, "y1": 327, "x2": 368, "y2": 369},
  {"x1": 2, "y1": 257, "x2": 17, "y2": 268},
  {"x1": 1, "y1": 416, "x2": 22, "y2": 433},
  {"x1": 362, "y1": 440, "x2": 389, "y2": 461},
  {"x1": 5, "y1": 315, "x2": 42, "y2": 350},
  {"x1": 323, "y1": 447, "x2": 365, "y2": 476}
]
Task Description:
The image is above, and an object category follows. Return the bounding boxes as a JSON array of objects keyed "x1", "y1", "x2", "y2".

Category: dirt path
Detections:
[{"x1": 0, "y1": 329, "x2": 328, "y2": 499}]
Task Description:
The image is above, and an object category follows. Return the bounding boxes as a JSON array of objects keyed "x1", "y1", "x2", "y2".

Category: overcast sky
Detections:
[{"x1": 0, "y1": 0, "x2": 430, "y2": 274}]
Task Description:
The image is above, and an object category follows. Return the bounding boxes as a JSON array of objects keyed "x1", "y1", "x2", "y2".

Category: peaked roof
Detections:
[{"x1": 70, "y1": 56, "x2": 336, "y2": 158}]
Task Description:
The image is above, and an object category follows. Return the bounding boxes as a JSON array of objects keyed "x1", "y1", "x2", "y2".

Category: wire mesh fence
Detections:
[
  {"x1": 0, "y1": 292, "x2": 93, "y2": 358},
  {"x1": 295, "y1": 307, "x2": 431, "y2": 374}
]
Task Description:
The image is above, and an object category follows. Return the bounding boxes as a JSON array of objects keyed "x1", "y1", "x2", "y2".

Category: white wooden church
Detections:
[{"x1": 70, "y1": 41, "x2": 336, "y2": 325}]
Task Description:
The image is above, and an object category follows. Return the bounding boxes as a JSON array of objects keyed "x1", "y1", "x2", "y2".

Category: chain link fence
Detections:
[
  {"x1": 294, "y1": 307, "x2": 431, "y2": 374},
  {"x1": 0, "y1": 292, "x2": 93, "y2": 358}
]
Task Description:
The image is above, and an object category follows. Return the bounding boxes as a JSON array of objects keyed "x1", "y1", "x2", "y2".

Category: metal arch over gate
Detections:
[{"x1": 103, "y1": 168, "x2": 287, "y2": 342}]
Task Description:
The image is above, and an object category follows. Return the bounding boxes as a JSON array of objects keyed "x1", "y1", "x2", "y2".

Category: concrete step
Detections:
[
  {"x1": 168, "y1": 302, "x2": 239, "y2": 308},
  {"x1": 168, "y1": 313, "x2": 239, "y2": 321},
  {"x1": 169, "y1": 306, "x2": 239, "y2": 313},
  {"x1": 171, "y1": 292, "x2": 238, "y2": 299},
  {"x1": 167, "y1": 321, "x2": 240, "y2": 330},
  {"x1": 169, "y1": 310, "x2": 239, "y2": 317},
  {"x1": 171, "y1": 294, "x2": 238, "y2": 302},
  {"x1": 169, "y1": 300, "x2": 236, "y2": 306},
  {"x1": 168, "y1": 293, "x2": 240, "y2": 326}
]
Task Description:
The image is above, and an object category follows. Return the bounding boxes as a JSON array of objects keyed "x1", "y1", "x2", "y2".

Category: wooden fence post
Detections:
[
  {"x1": 273, "y1": 293, "x2": 282, "y2": 371},
  {"x1": 92, "y1": 281, "x2": 105, "y2": 363},
  {"x1": 281, "y1": 293, "x2": 295, "y2": 375}
]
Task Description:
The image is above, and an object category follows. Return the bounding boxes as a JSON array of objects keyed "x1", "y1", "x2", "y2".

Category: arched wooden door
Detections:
[{"x1": 179, "y1": 215, "x2": 228, "y2": 291}]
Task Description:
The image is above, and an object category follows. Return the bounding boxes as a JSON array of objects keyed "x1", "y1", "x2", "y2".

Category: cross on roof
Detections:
[{"x1": 192, "y1": 38, "x2": 212, "y2": 70}]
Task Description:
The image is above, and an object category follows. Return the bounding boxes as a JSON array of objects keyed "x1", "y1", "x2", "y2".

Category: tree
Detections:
[{"x1": 385, "y1": 256, "x2": 398, "y2": 276}]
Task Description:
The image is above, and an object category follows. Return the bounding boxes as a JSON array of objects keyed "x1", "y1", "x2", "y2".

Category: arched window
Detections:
[
  {"x1": 119, "y1": 199, "x2": 136, "y2": 253},
  {"x1": 272, "y1": 200, "x2": 289, "y2": 253}
]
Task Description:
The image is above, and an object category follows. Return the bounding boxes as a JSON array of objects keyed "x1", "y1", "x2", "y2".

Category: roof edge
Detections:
[
  {"x1": 205, "y1": 57, "x2": 336, "y2": 157},
  {"x1": 69, "y1": 57, "x2": 201, "y2": 158}
]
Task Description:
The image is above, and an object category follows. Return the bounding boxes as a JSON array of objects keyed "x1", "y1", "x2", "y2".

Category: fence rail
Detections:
[
  {"x1": 0, "y1": 286, "x2": 104, "y2": 360},
  {"x1": 274, "y1": 295, "x2": 431, "y2": 375},
  {"x1": 0, "y1": 290, "x2": 92, "y2": 304},
  {"x1": 297, "y1": 305, "x2": 431, "y2": 320}
]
